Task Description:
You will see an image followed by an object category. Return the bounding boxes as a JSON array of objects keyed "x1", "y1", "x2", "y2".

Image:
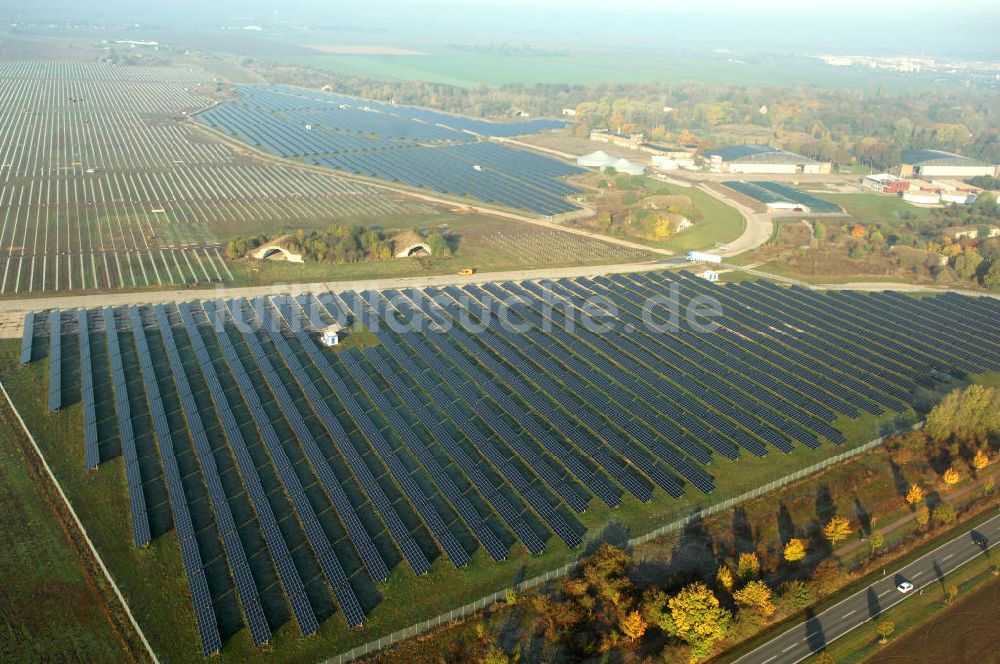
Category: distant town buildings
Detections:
[
  {"x1": 590, "y1": 129, "x2": 645, "y2": 151},
  {"x1": 705, "y1": 145, "x2": 832, "y2": 175}
]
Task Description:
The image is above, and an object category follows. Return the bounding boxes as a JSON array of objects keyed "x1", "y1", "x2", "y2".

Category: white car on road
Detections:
[{"x1": 896, "y1": 581, "x2": 914, "y2": 593}]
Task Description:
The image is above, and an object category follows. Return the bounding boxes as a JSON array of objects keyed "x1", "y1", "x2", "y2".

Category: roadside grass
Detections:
[
  {"x1": 0, "y1": 394, "x2": 125, "y2": 661},
  {"x1": 0, "y1": 335, "x2": 913, "y2": 663}
]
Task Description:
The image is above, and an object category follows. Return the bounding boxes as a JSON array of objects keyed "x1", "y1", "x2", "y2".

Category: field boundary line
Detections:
[
  {"x1": 316, "y1": 423, "x2": 920, "y2": 664},
  {"x1": 0, "y1": 378, "x2": 159, "y2": 664}
]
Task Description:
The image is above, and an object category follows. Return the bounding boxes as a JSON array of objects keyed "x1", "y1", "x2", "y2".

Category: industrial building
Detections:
[
  {"x1": 899, "y1": 149, "x2": 998, "y2": 178},
  {"x1": 862, "y1": 173, "x2": 910, "y2": 194},
  {"x1": 576, "y1": 151, "x2": 645, "y2": 175},
  {"x1": 705, "y1": 145, "x2": 832, "y2": 174},
  {"x1": 590, "y1": 129, "x2": 645, "y2": 150}
]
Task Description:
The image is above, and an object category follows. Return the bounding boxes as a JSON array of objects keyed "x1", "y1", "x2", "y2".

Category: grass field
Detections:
[
  {"x1": 567, "y1": 177, "x2": 746, "y2": 252},
  {"x1": 815, "y1": 194, "x2": 933, "y2": 227},
  {"x1": 0, "y1": 402, "x2": 124, "y2": 662},
  {"x1": 0, "y1": 335, "x2": 909, "y2": 663}
]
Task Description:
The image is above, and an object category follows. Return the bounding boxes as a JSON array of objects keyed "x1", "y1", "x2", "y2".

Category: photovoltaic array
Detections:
[
  {"x1": 27, "y1": 272, "x2": 1000, "y2": 653},
  {"x1": 198, "y1": 85, "x2": 584, "y2": 215},
  {"x1": 0, "y1": 63, "x2": 435, "y2": 294}
]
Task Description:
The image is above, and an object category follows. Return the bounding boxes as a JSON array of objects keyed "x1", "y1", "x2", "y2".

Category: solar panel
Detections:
[
  {"x1": 102, "y1": 307, "x2": 151, "y2": 548},
  {"x1": 179, "y1": 302, "x2": 324, "y2": 635},
  {"x1": 47, "y1": 311, "x2": 61, "y2": 412},
  {"x1": 127, "y1": 306, "x2": 222, "y2": 656},
  {"x1": 78, "y1": 310, "x2": 99, "y2": 468},
  {"x1": 153, "y1": 305, "x2": 272, "y2": 647},
  {"x1": 227, "y1": 297, "x2": 432, "y2": 577},
  {"x1": 19, "y1": 312, "x2": 33, "y2": 365}
]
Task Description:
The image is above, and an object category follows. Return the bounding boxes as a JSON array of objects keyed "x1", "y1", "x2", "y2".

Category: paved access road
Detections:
[{"x1": 735, "y1": 512, "x2": 1000, "y2": 664}]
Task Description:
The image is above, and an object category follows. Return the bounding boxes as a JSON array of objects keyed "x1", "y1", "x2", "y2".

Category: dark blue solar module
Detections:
[
  {"x1": 24, "y1": 271, "x2": 1000, "y2": 655},
  {"x1": 197, "y1": 84, "x2": 583, "y2": 216}
]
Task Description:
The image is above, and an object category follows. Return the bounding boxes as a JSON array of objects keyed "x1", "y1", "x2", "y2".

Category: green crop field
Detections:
[{"x1": 278, "y1": 48, "x2": 939, "y2": 91}]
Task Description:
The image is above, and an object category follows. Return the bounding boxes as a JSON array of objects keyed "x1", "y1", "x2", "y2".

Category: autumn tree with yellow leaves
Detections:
[
  {"x1": 972, "y1": 449, "x2": 989, "y2": 471},
  {"x1": 942, "y1": 467, "x2": 961, "y2": 486},
  {"x1": 620, "y1": 610, "x2": 648, "y2": 642},
  {"x1": 905, "y1": 483, "x2": 923, "y2": 506},
  {"x1": 823, "y1": 517, "x2": 853, "y2": 545},
  {"x1": 733, "y1": 580, "x2": 776, "y2": 620},
  {"x1": 783, "y1": 538, "x2": 807, "y2": 563},
  {"x1": 737, "y1": 552, "x2": 760, "y2": 580}
]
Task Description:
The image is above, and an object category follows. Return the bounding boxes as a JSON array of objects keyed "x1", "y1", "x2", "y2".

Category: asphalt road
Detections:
[{"x1": 735, "y1": 512, "x2": 1000, "y2": 664}]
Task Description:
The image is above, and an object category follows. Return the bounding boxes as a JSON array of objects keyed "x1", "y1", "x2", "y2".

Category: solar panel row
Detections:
[
  {"x1": 235, "y1": 298, "x2": 435, "y2": 577},
  {"x1": 272, "y1": 294, "x2": 509, "y2": 560},
  {"x1": 128, "y1": 306, "x2": 222, "y2": 657},
  {"x1": 47, "y1": 311, "x2": 61, "y2": 412},
  {"x1": 19, "y1": 311, "x2": 33, "y2": 364},
  {"x1": 176, "y1": 302, "x2": 331, "y2": 636},
  {"x1": 78, "y1": 310, "x2": 99, "y2": 468},
  {"x1": 102, "y1": 307, "x2": 151, "y2": 548},
  {"x1": 153, "y1": 305, "x2": 272, "y2": 647}
]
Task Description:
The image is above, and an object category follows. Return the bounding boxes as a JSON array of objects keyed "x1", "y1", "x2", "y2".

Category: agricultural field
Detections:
[
  {"x1": 0, "y1": 61, "x2": 437, "y2": 296},
  {"x1": 197, "y1": 85, "x2": 583, "y2": 216},
  {"x1": 6, "y1": 270, "x2": 1000, "y2": 660}
]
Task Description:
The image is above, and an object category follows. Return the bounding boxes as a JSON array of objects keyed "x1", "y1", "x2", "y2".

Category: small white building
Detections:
[
  {"x1": 319, "y1": 322, "x2": 343, "y2": 347},
  {"x1": 702, "y1": 269, "x2": 719, "y2": 282}
]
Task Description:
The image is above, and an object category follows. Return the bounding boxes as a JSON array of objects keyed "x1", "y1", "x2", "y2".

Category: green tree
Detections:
[
  {"x1": 933, "y1": 503, "x2": 956, "y2": 525},
  {"x1": 870, "y1": 530, "x2": 885, "y2": 554},
  {"x1": 983, "y1": 260, "x2": 1000, "y2": 291},
  {"x1": 877, "y1": 620, "x2": 895, "y2": 643},
  {"x1": 952, "y1": 249, "x2": 983, "y2": 280}
]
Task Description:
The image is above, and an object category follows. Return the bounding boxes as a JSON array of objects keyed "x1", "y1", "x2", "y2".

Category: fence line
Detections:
[
  {"x1": 0, "y1": 378, "x2": 160, "y2": 664},
  {"x1": 318, "y1": 423, "x2": 920, "y2": 664}
]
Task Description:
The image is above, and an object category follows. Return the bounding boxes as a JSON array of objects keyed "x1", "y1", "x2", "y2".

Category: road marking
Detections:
[
  {"x1": 762, "y1": 657, "x2": 777, "y2": 663},
  {"x1": 913, "y1": 571, "x2": 923, "y2": 577},
  {"x1": 943, "y1": 553, "x2": 954, "y2": 560},
  {"x1": 782, "y1": 644, "x2": 797, "y2": 653},
  {"x1": 843, "y1": 609, "x2": 856, "y2": 618},
  {"x1": 878, "y1": 589, "x2": 891, "y2": 598}
]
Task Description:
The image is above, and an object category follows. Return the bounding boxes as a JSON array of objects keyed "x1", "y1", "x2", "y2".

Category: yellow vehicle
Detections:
[{"x1": 458, "y1": 267, "x2": 475, "y2": 276}]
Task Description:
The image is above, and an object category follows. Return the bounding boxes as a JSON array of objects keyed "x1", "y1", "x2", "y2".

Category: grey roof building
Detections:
[{"x1": 900, "y1": 149, "x2": 997, "y2": 178}]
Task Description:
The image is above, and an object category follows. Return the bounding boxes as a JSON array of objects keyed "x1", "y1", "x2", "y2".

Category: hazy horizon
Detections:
[{"x1": 4, "y1": 1, "x2": 1000, "y2": 59}]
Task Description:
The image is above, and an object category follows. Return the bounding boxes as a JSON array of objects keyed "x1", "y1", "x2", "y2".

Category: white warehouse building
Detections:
[
  {"x1": 899, "y1": 149, "x2": 998, "y2": 178},
  {"x1": 706, "y1": 145, "x2": 832, "y2": 175}
]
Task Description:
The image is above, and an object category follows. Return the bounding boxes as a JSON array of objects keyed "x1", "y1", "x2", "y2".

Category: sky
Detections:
[{"x1": 5, "y1": 1, "x2": 999, "y2": 59}]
